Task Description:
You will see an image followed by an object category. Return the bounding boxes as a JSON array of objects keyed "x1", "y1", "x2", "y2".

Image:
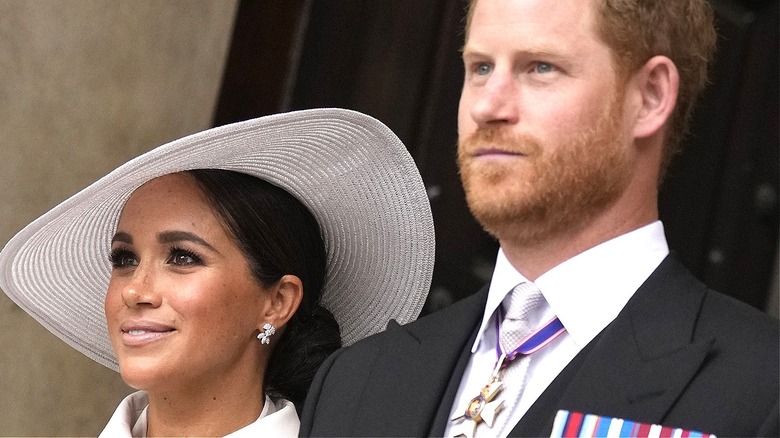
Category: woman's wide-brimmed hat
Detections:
[{"x1": 0, "y1": 108, "x2": 435, "y2": 371}]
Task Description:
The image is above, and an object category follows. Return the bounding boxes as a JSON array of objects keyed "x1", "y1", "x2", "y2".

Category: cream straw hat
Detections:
[{"x1": 0, "y1": 108, "x2": 435, "y2": 371}]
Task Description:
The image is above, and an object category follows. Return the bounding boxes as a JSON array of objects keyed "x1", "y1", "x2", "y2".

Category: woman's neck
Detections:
[{"x1": 144, "y1": 372, "x2": 265, "y2": 437}]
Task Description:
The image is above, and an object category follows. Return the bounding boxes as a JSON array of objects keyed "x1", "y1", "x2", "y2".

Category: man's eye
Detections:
[
  {"x1": 534, "y1": 62, "x2": 555, "y2": 74},
  {"x1": 475, "y1": 63, "x2": 492, "y2": 75},
  {"x1": 110, "y1": 249, "x2": 138, "y2": 268}
]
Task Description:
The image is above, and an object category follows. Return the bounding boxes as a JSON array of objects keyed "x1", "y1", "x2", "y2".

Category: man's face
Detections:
[{"x1": 457, "y1": 0, "x2": 636, "y2": 245}]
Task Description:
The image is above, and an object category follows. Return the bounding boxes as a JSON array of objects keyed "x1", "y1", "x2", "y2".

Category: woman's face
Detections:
[{"x1": 105, "y1": 172, "x2": 269, "y2": 393}]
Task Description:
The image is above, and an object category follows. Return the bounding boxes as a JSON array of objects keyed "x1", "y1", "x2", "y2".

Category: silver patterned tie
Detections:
[{"x1": 500, "y1": 282, "x2": 545, "y2": 353}]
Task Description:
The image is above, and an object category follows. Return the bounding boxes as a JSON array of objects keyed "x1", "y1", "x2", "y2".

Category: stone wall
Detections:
[{"x1": 0, "y1": 1, "x2": 237, "y2": 435}]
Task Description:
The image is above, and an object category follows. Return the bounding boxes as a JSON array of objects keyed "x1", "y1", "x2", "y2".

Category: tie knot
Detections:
[
  {"x1": 499, "y1": 282, "x2": 544, "y2": 354},
  {"x1": 501, "y1": 282, "x2": 543, "y2": 321}
]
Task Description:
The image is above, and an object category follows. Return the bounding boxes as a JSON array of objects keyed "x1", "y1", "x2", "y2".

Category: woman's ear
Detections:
[
  {"x1": 630, "y1": 55, "x2": 679, "y2": 140},
  {"x1": 260, "y1": 274, "x2": 304, "y2": 332}
]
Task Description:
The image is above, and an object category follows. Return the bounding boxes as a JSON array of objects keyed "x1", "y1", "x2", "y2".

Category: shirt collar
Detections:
[
  {"x1": 471, "y1": 221, "x2": 669, "y2": 352},
  {"x1": 117, "y1": 393, "x2": 300, "y2": 437}
]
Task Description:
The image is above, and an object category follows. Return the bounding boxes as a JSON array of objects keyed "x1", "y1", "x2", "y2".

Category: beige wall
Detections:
[{"x1": 0, "y1": 1, "x2": 238, "y2": 435}]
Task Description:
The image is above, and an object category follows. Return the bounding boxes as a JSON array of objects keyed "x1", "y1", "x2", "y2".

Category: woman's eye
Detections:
[
  {"x1": 168, "y1": 248, "x2": 202, "y2": 266},
  {"x1": 110, "y1": 249, "x2": 138, "y2": 268}
]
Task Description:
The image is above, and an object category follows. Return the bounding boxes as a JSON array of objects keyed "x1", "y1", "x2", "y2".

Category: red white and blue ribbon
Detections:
[{"x1": 551, "y1": 410, "x2": 718, "y2": 438}]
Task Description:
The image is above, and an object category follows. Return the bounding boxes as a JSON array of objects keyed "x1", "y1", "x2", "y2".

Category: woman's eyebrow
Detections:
[
  {"x1": 111, "y1": 232, "x2": 132, "y2": 245},
  {"x1": 157, "y1": 230, "x2": 217, "y2": 252}
]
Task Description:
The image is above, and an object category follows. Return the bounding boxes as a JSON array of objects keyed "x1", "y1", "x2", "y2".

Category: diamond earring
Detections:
[{"x1": 257, "y1": 323, "x2": 276, "y2": 345}]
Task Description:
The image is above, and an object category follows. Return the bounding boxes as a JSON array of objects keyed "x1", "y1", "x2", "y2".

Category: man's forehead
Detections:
[
  {"x1": 467, "y1": 0, "x2": 598, "y2": 37},
  {"x1": 464, "y1": 0, "x2": 602, "y2": 57}
]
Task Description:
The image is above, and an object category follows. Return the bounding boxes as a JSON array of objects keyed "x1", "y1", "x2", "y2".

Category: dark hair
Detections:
[{"x1": 188, "y1": 169, "x2": 341, "y2": 412}]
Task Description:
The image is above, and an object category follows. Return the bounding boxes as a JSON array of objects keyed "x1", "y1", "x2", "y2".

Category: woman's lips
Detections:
[{"x1": 120, "y1": 320, "x2": 175, "y2": 346}]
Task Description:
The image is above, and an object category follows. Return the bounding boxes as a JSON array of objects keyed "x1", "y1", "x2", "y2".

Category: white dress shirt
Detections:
[
  {"x1": 99, "y1": 390, "x2": 300, "y2": 437},
  {"x1": 444, "y1": 221, "x2": 670, "y2": 438}
]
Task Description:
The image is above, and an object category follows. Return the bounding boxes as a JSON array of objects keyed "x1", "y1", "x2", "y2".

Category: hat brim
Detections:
[{"x1": 0, "y1": 108, "x2": 435, "y2": 371}]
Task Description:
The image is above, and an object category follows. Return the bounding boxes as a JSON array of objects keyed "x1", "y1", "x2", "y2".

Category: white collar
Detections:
[
  {"x1": 472, "y1": 221, "x2": 669, "y2": 352},
  {"x1": 226, "y1": 396, "x2": 299, "y2": 437},
  {"x1": 100, "y1": 391, "x2": 300, "y2": 437}
]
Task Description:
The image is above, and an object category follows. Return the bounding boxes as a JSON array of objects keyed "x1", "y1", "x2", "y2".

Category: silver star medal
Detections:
[{"x1": 450, "y1": 353, "x2": 507, "y2": 438}]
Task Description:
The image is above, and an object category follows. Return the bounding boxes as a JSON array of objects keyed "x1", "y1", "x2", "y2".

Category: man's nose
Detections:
[{"x1": 469, "y1": 72, "x2": 520, "y2": 126}]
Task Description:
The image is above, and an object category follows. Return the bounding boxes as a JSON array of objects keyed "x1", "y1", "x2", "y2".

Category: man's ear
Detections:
[
  {"x1": 631, "y1": 55, "x2": 679, "y2": 140},
  {"x1": 260, "y1": 274, "x2": 304, "y2": 331}
]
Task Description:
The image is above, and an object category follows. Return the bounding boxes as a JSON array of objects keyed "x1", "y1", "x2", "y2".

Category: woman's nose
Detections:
[{"x1": 120, "y1": 269, "x2": 162, "y2": 308}]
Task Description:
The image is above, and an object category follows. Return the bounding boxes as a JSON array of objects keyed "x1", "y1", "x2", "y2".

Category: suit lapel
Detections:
[
  {"x1": 430, "y1": 285, "x2": 491, "y2": 436},
  {"x1": 352, "y1": 286, "x2": 489, "y2": 436},
  {"x1": 512, "y1": 254, "x2": 715, "y2": 435}
]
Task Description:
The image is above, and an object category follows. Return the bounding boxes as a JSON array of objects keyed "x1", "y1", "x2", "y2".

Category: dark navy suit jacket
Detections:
[{"x1": 300, "y1": 254, "x2": 779, "y2": 437}]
